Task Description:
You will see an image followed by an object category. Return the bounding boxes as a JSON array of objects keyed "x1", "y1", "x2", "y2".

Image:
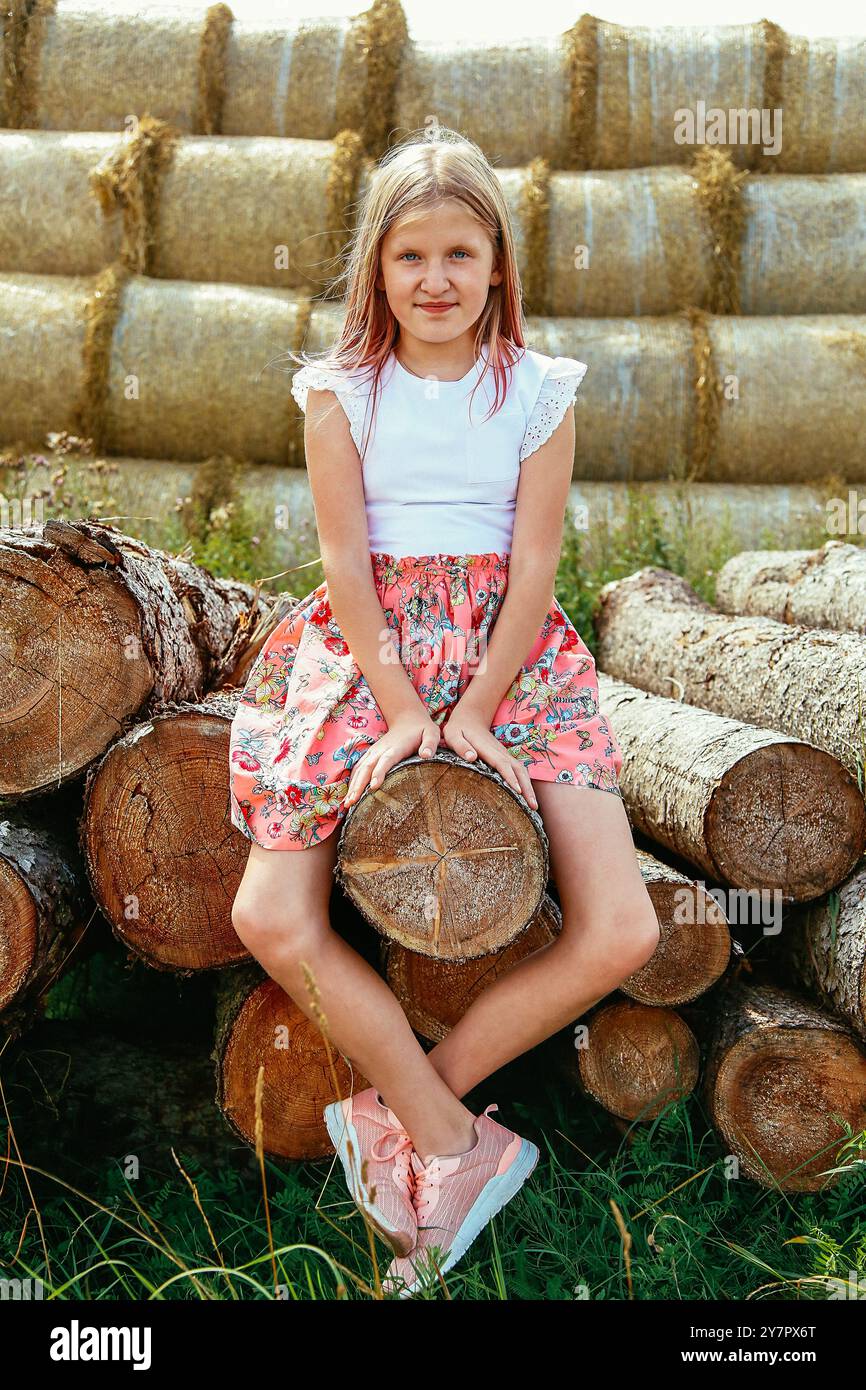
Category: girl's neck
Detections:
[{"x1": 393, "y1": 335, "x2": 485, "y2": 383}]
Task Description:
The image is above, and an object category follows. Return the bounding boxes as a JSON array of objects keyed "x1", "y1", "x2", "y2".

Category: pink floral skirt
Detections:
[{"x1": 228, "y1": 551, "x2": 624, "y2": 850}]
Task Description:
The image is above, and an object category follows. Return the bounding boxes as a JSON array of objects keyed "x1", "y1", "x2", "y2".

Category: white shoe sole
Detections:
[
  {"x1": 392, "y1": 1136, "x2": 540, "y2": 1298},
  {"x1": 323, "y1": 1100, "x2": 416, "y2": 1257}
]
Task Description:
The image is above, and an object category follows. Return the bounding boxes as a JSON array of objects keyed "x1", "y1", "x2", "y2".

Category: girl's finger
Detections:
[
  {"x1": 367, "y1": 753, "x2": 392, "y2": 789},
  {"x1": 499, "y1": 759, "x2": 528, "y2": 802}
]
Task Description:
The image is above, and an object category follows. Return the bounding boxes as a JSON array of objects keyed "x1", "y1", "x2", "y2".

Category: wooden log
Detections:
[
  {"x1": 571, "y1": 998, "x2": 700, "y2": 1121},
  {"x1": 702, "y1": 979, "x2": 866, "y2": 1191},
  {"x1": 0, "y1": 519, "x2": 265, "y2": 796},
  {"x1": 625, "y1": 848, "x2": 731, "y2": 1005},
  {"x1": 212, "y1": 961, "x2": 368, "y2": 1161},
  {"x1": 0, "y1": 809, "x2": 90, "y2": 1036},
  {"x1": 778, "y1": 868, "x2": 866, "y2": 1042},
  {"x1": 382, "y1": 894, "x2": 562, "y2": 1043},
  {"x1": 81, "y1": 692, "x2": 249, "y2": 973},
  {"x1": 596, "y1": 566, "x2": 866, "y2": 782},
  {"x1": 334, "y1": 749, "x2": 548, "y2": 961},
  {"x1": 715, "y1": 540, "x2": 866, "y2": 635},
  {"x1": 597, "y1": 674, "x2": 865, "y2": 902}
]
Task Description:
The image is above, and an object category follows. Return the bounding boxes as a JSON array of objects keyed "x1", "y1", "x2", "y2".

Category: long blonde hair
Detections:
[{"x1": 286, "y1": 125, "x2": 528, "y2": 460}]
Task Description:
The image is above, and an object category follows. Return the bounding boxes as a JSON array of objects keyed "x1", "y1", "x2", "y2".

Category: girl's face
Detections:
[{"x1": 376, "y1": 199, "x2": 503, "y2": 352}]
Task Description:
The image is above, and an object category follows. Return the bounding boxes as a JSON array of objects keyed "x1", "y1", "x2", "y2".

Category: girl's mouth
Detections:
[{"x1": 417, "y1": 304, "x2": 455, "y2": 314}]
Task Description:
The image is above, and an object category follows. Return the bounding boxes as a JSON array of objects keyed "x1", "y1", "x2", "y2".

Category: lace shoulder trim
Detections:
[
  {"x1": 290, "y1": 363, "x2": 369, "y2": 453},
  {"x1": 519, "y1": 357, "x2": 588, "y2": 463}
]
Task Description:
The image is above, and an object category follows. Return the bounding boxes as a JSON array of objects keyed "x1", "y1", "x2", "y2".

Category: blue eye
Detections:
[{"x1": 399, "y1": 250, "x2": 469, "y2": 261}]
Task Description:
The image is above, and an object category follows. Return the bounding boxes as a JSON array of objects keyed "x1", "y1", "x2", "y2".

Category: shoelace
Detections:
[{"x1": 371, "y1": 1125, "x2": 417, "y2": 1200}]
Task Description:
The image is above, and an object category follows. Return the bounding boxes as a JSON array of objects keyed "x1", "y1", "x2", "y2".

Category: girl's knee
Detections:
[
  {"x1": 565, "y1": 895, "x2": 660, "y2": 977},
  {"x1": 231, "y1": 894, "x2": 326, "y2": 963},
  {"x1": 624, "y1": 902, "x2": 661, "y2": 972}
]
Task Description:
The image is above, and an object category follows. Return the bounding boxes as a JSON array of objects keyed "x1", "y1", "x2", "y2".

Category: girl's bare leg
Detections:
[
  {"x1": 230, "y1": 834, "x2": 477, "y2": 1159},
  {"x1": 423, "y1": 783, "x2": 661, "y2": 1099}
]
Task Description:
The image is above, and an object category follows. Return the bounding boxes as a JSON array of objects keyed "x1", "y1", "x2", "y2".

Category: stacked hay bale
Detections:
[{"x1": 1, "y1": 2, "x2": 865, "y2": 498}]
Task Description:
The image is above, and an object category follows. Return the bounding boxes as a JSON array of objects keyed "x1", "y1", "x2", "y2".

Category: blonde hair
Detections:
[{"x1": 286, "y1": 125, "x2": 528, "y2": 460}]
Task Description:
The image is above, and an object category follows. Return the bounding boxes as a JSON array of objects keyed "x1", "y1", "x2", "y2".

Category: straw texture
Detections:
[
  {"x1": 4, "y1": 131, "x2": 864, "y2": 313},
  {"x1": 4, "y1": 6, "x2": 864, "y2": 172},
  {"x1": 2, "y1": 277, "x2": 862, "y2": 482}
]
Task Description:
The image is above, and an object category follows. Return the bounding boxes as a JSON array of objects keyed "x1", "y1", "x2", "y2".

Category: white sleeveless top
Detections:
[{"x1": 290, "y1": 343, "x2": 587, "y2": 558}]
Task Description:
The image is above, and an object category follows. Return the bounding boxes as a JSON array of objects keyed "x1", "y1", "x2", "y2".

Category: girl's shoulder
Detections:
[
  {"x1": 289, "y1": 358, "x2": 374, "y2": 413},
  {"x1": 512, "y1": 348, "x2": 590, "y2": 463},
  {"x1": 510, "y1": 347, "x2": 589, "y2": 403}
]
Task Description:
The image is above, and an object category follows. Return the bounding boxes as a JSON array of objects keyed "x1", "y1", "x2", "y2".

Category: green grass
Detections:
[{"x1": 3, "y1": 1055, "x2": 865, "y2": 1302}]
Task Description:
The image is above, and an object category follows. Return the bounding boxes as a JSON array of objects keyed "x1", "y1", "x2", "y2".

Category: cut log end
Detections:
[
  {"x1": 623, "y1": 877, "x2": 730, "y2": 1006},
  {"x1": 335, "y1": 752, "x2": 548, "y2": 959},
  {"x1": 83, "y1": 708, "x2": 249, "y2": 971},
  {"x1": 216, "y1": 975, "x2": 366, "y2": 1160},
  {"x1": 707, "y1": 741, "x2": 866, "y2": 900},
  {"x1": 0, "y1": 553, "x2": 154, "y2": 795},
  {"x1": 706, "y1": 981, "x2": 866, "y2": 1190},
  {"x1": 713, "y1": 1022, "x2": 866, "y2": 1191},
  {"x1": 0, "y1": 856, "x2": 38, "y2": 1014},
  {"x1": 577, "y1": 999, "x2": 700, "y2": 1120}
]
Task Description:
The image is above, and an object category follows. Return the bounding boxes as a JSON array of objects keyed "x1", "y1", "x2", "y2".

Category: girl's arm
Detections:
[
  {"x1": 303, "y1": 387, "x2": 429, "y2": 727},
  {"x1": 453, "y1": 404, "x2": 576, "y2": 725}
]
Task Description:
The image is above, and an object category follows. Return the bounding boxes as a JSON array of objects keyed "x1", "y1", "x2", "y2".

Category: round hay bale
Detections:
[{"x1": 8, "y1": 8, "x2": 866, "y2": 173}]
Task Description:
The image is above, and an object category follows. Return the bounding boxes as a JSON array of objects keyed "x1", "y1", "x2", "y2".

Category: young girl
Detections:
[{"x1": 228, "y1": 127, "x2": 660, "y2": 1297}]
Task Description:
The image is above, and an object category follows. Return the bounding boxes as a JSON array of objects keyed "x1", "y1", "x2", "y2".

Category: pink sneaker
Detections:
[
  {"x1": 323, "y1": 1086, "x2": 418, "y2": 1256},
  {"x1": 383, "y1": 1103, "x2": 539, "y2": 1298}
]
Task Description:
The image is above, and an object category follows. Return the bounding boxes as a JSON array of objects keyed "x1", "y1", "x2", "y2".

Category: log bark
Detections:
[
  {"x1": 596, "y1": 566, "x2": 866, "y2": 783},
  {"x1": 381, "y1": 894, "x2": 562, "y2": 1043},
  {"x1": 212, "y1": 961, "x2": 369, "y2": 1161},
  {"x1": 0, "y1": 519, "x2": 266, "y2": 796},
  {"x1": 334, "y1": 748, "x2": 548, "y2": 960},
  {"x1": 80, "y1": 691, "x2": 249, "y2": 972},
  {"x1": 571, "y1": 998, "x2": 700, "y2": 1121},
  {"x1": 778, "y1": 867, "x2": 866, "y2": 1042},
  {"x1": 597, "y1": 674, "x2": 865, "y2": 901},
  {"x1": 702, "y1": 978, "x2": 866, "y2": 1190},
  {"x1": 715, "y1": 540, "x2": 866, "y2": 634},
  {"x1": 624, "y1": 848, "x2": 731, "y2": 1005},
  {"x1": 0, "y1": 809, "x2": 90, "y2": 1036}
]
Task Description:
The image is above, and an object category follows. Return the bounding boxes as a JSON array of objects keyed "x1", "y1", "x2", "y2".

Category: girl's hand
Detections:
[
  {"x1": 344, "y1": 711, "x2": 442, "y2": 806},
  {"x1": 440, "y1": 707, "x2": 538, "y2": 809}
]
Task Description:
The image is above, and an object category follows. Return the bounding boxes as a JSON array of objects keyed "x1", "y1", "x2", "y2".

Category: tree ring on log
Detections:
[
  {"x1": 0, "y1": 545, "x2": 153, "y2": 796},
  {"x1": 82, "y1": 700, "x2": 249, "y2": 971},
  {"x1": 214, "y1": 967, "x2": 367, "y2": 1160},
  {"x1": 578, "y1": 999, "x2": 700, "y2": 1120},
  {"x1": 705, "y1": 741, "x2": 866, "y2": 900},
  {"x1": 335, "y1": 748, "x2": 548, "y2": 960},
  {"x1": 0, "y1": 856, "x2": 39, "y2": 1014}
]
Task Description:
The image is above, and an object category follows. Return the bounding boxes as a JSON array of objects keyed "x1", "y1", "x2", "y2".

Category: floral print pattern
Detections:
[{"x1": 228, "y1": 552, "x2": 624, "y2": 850}]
